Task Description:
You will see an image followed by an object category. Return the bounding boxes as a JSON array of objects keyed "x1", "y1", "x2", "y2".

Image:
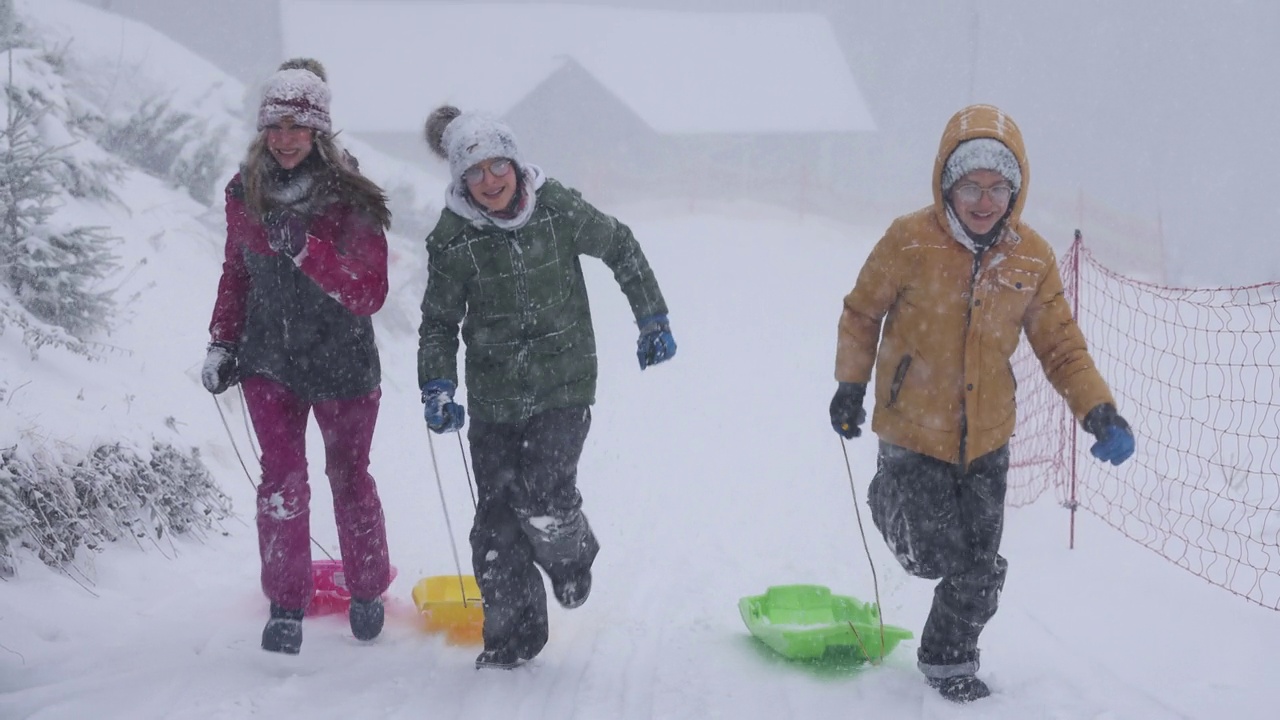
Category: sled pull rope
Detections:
[
  {"x1": 426, "y1": 432, "x2": 471, "y2": 605},
  {"x1": 455, "y1": 431, "x2": 478, "y2": 510},
  {"x1": 838, "y1": 437, "x2": 886, "y2": 661},
  {"x1": 213, "y1": 393, "x2": 335, "y2": 561}
]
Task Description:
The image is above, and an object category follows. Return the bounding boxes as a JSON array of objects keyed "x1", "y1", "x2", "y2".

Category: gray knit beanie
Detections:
[{"x1": 941, "y1": 138, "x2": 1022, "y2": 193}]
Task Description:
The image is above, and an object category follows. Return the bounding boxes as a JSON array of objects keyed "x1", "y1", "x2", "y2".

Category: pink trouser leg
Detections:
[
  {"x1": 313, "y1": 387, "x2": 391, "y2": 601},
  {"x1": 243, "y1": 378, "x2": 391, "y2": 609},
  {"x1": 243, "y1": 377, "x2": 314, "y2": 610}
]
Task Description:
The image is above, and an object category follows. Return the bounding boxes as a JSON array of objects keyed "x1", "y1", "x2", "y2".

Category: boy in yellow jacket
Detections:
[{"x1": 830, "y1": 104, "x2": 1134, "y2": 702}]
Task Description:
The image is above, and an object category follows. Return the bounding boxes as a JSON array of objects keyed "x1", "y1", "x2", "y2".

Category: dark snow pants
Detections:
[
  {"x1": 867, "y1": 441, "x2": 1009, "y2": 680},
  {"x1": 242, "y1": 376, "x2": 392, "y2": 611},
  {"x1": 467, "y1": 406, "x2": 600, "y2": 658}
]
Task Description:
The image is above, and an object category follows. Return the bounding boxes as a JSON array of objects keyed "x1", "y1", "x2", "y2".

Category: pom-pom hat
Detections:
[
  {"x1": 424, "y1": 105, "x2": 524, "y2": 182},
  {"x1": 258, "y1": 66, "x2": 331, "y2": 134}
]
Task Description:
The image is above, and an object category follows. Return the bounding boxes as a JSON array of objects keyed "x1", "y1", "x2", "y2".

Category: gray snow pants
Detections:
[
  {"x1": 867, "y1": 441, "x2": 1009, "y2": 680},
  {"x1": 467, "y1": 406, "x2": 600, "y2": 657}
]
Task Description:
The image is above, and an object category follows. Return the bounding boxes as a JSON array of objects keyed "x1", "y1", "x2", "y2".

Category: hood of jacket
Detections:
[{"x1": 931, "y1": 104, "x2": 1030, "y2": 238}]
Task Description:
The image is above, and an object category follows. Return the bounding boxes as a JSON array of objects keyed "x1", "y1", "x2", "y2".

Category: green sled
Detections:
[{"x1": 739, "y1": 584, "x2": 913, "y2": 663}]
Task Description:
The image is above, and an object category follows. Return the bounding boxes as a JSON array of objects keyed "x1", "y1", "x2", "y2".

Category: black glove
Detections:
[
  {"x1": 1082, "y1": 403, "x2": 1135, "y2": 466},
  {"x1": 263, "y1": 207, "x2": 308, "y2": 257},
  {"x1": 829, "y1": 382, "x2": 867, "y2": 439},
  {"x1": 201, "y1": 341, "x2": 238, "y2": 394}
]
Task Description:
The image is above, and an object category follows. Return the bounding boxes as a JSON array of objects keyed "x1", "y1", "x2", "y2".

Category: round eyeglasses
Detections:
[
  {"x1": 462, "y1": 158, "x2": 513, "y2": 185},
  {"x1": 951, "y1": 182, "x2": 1013, "y2": 205}
]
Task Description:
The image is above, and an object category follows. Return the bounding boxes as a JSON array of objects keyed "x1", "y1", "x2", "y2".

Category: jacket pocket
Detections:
[{"x1": 886, "y1": 354, "x2": 912, "y2": 408}]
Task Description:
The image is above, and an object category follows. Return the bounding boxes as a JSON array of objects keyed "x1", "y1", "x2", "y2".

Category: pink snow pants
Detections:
[{"x1": 242, "y1": 376, "x2": 391, "y2": 611}]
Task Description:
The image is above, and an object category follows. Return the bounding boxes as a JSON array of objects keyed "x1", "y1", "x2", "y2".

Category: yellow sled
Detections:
[{"x1": 412, "y1": 574, "x2": 485, "y2": 645}]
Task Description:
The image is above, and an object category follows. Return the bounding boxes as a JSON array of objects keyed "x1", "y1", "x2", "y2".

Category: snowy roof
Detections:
[{"x1": 278, "y1": 1, "x2": 876, "y2": 135}]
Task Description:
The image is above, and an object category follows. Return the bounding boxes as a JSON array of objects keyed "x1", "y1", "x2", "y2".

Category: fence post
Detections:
[{"x1": 1068, "y1": 229, "x2": 1083, "y2": 549}]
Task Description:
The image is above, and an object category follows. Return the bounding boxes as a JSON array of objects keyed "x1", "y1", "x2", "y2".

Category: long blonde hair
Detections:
[{"x1": 241, "y1": 130, "x2": 392, "y2": 230}]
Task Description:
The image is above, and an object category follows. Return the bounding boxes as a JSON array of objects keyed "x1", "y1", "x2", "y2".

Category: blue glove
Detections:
[
  {"x1": 1082, "y1": 403, "x2": 1135, "y2": 466},
  {"x1": 636, "y1": 314, "x2": 676, "y2": 370},
  {"x1": 829, "y1": 382, "x2": 867, "y2": 439},
  {"x1": 422, "y1": 379, "x2": 466, "y2": 433},
  {"x1": 263, "y1": 207, "x2": 308, "y2": 257}
]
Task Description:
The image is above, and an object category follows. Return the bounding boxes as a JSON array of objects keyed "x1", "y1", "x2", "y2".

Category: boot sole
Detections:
[{"x1": 475, "y1": 657, "x2": 528, "y2": 670}]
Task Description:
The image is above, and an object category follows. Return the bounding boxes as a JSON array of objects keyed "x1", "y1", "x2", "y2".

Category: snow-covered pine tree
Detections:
[
  {"x1": 1, "y1": 6, "x2": 119, "y2": 351},
  {"x1": 0, "y1": 0, "x2": 233, "y2": 577}
]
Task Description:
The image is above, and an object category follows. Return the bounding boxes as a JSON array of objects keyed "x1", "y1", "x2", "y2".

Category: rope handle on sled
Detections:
[
  {"x1": 426, "y1": 431, "x2": 480, "y2": 607},
  {"x1": 838, "y1": 437, "x2": 887, "y2": 663}
]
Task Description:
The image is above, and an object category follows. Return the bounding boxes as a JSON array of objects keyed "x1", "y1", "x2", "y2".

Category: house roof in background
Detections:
[{"x1": 279, "y1": 1, "x2": 876, "y2": 135}]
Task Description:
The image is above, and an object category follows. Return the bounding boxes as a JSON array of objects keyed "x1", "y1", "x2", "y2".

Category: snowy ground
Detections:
[{"x1": 2, "y1": 196, "x2": 1277, "y2": 719}]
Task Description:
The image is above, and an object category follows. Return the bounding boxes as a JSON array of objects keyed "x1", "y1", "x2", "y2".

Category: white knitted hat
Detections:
[
  {"x1": 424, "y1": 106, "x2": 524, "y2": 182},
  {"x1": 941, "y1": 138, "x2": 1022, "y2": 193},
  {"x1": 257, "y1": 68, "x2": 331, "y2": 134}
]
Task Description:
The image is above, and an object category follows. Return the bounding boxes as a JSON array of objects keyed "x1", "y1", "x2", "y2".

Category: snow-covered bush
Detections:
[
  {"x1": 0, "y1": 441, "x2": 233, "y2": 576},
  {"x1": 99, "y1": 96, "x2": 230, "y2": 205}
]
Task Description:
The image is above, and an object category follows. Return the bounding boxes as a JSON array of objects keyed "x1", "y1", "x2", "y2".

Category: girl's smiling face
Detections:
[{"x1": 266, "y1": 117, "x2": 314, "y2": 170}]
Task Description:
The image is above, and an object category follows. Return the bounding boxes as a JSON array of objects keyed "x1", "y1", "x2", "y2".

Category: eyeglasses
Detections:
[
  {"x1": 951, "y1": 182, "x2": 1013, "y2": 205},
  {"x1": 462, "y1": 158, "x2": 513, "y2": 185}
]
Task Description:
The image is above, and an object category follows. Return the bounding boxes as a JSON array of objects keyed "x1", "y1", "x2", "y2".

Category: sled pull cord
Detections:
[
  {"x1": 838, "y1": 437, "x2": 886, "y2": 662},
  {"x1": 426, "y1": 432, "x2": 471, "y2": 605}
]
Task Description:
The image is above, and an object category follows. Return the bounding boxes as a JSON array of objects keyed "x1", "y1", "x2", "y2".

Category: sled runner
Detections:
[
  {"x1": 412, "y1": 574, "x2": 485, "y2": 645},
  {"x1": 739, "y1": 584, "x2": 912, "y2": 663}
]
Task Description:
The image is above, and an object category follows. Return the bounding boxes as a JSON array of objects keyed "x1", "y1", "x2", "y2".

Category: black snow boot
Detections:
[
  {"x1": 929, "y1": 675, "x2": 991, "y2": 703},
  {"x1": 349, "y1": 596, "x2": 384, "y2": 641},
  {"x1": 262, "y1": 603, "x2": 304, "y2": 654},
  {"x1": 475, "y1": 646, "x2": 529, "y2": 670},
  {"x1": 547, "y1": 562, "x2": 592, "y2": 609},
  {"x1": 475, "y1": 604, "x2": 546, "y2": 670}
]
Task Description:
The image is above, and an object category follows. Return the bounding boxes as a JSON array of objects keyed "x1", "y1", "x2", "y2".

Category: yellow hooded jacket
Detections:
[{"x1": 835, "y1": 104, "x2": 1114, "y2": 468}]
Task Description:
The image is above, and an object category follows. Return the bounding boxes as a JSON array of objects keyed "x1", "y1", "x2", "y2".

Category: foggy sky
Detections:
[{"x1": 92, "y1": 0, "x2": 1280, "y2": 286}]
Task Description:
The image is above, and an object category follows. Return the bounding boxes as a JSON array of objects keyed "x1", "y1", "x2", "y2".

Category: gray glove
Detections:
[{"x1": 201, "y1": 341, "x2": 238, "y2": 394}]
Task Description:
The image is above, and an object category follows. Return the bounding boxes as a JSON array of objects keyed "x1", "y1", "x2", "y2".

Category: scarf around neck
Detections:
[{"x1": 261, "y1": 152, "x2": 332, "y2": 218}]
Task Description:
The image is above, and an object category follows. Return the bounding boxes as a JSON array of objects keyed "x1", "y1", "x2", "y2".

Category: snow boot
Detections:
[
  {"x1": 262, "y1": 603, "x2": 304, "y2": 654},
  {"x1": 475, "y1": 604, "x2": 546, "y2": 670},
  {"x1": 547, "y1": 562, "x2": 592, "y2": 609},
  {"x1": 928, "y1": 675, "x2": 991, "y2": 703},
  {"x1": 349, "y1": 596, "x2": 384, "y2": 641},
  {"x1": 475, "y1": 647, "x2": 529, "y2": 670}
]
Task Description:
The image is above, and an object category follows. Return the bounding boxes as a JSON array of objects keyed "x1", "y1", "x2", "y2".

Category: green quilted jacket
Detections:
[{"x1": 417, "y1": 178, "x2": 668, "y2": 423}]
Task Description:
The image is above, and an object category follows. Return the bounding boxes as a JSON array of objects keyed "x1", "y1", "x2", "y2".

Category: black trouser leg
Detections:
[
  {"x1": 467, "y1": 406, "x2": 597, "y2": 657},
  {"x1": 867, "y1": 442, "x2": 1008, "y2": 679},
  {"x1": 509, "y1": 407, "x2": 599, "y2": 575},
  {"x1": 469, "y1": 420, "x2": 548, "y2": 658}
]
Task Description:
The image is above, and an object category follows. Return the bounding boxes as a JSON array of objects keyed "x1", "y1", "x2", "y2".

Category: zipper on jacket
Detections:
[
  {"x1": 886, "y1": 354, "x2": 912, "y2": 408},
  {"x1": 958, "y1": 250, "x2": 985, "y2": 468},
  {"x1": 508, "y1": 230, "x2": 533, "y2": 415}
]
